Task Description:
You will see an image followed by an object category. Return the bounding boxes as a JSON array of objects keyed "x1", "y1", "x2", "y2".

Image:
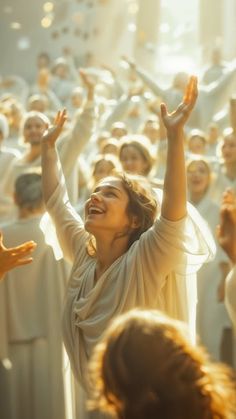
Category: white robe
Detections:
[
  {"x1": 209, "y1": 165, "x2": 236, "y2": 204},
  {"x1": 226, "y1": 265, "x2": 236, "y2": 333},
  {"x1": 0, "y1": 215, "x2": 70, "y2": 419},
  {"x1": 0, "y1": 101, "x2": 95, "y2": 222},
  {"x1": 0, "y1": 147, "x2": 22, "y2": 224},
  {"x1": 45, "y1": 171, "x2": 215, "y2": 392},
  {"x1": 191, "y1": 194, "x2": 231, "y2": 360}
]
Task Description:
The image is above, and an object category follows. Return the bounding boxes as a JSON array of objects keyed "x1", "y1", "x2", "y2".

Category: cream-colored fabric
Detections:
[
  {"x1": 209, "y1": 166, "x2": 236, "y2": 204},
  {"x1": 46, "y1": 172, "x2": 215, "y2": 391},
  {"x1": 226, "y1": 265, "x2": 236, "y2": 333},
  {"x1": 191, "y1": 194, "x2": 231, "y2": 360},
  {"x1": 0, "y1": 148, "x2": 21, "y2": 223},
  {"x1": 0, "y1": 216, "x2": 70, "y2": 419}
]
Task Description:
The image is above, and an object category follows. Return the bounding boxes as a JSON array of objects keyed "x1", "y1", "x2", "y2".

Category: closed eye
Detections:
[{"x1": 104, "y1": 191, "x2": 117, "y2": 197}]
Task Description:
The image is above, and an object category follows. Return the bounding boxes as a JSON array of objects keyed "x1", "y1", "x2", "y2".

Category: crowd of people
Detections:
[{"x1": 0, "y1": 48, "x2": 236, "y2": 419}]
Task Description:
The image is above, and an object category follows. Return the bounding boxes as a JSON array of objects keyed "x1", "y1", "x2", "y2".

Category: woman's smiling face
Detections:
[
  {"x1": 84, "y1": 177, "x2": 133, "y2": 238},
  {"x1": 120, "y1": 145, "x2": 148, "y2": 176},
  {"x1": 187, "y1": 160, "x2": 210, "y2": 196},
  {"x1": 221, "y1": 134, "x2": 236, "y2": 163},
  {"x1": 23, "y1": 116, "x2": 47, "y2": 145}
]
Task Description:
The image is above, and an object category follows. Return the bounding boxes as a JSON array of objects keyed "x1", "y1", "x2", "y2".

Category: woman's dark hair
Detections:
[{"x1": 86, "y1": 172, "x2": 158, "y2": 256}]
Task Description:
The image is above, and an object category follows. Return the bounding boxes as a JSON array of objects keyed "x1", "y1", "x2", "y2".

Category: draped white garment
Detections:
[{"x1": 45, "y1": 174, "x2": 215, "y2": 391}]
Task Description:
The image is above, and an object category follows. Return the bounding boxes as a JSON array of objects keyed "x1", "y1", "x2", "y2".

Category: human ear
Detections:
[{"x1": 130, "y1": 215, "x2": 141, "y2": 229}]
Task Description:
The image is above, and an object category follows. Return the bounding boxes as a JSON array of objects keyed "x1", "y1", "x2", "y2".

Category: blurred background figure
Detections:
[{"x1": 0, "y1": 172, "x2": 70, "y2": 419}]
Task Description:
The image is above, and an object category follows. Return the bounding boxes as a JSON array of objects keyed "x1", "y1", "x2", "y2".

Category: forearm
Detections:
[
  {"x1": 161, "y1": 129, "x2": 187, "y2": 220},
  {"x1": 135, "y1": 66, "x2": 165, "y2": 98},
  {"x1": 205, "y1": 67, "x2": 236, "y2": 97},
  {"x1": 102, "y1": 94, "x2": 130, "y2": 130},
  {"x1": 41, "y1": 142, "x2": 63, "y2": 204},
  {"x1": 59, "y1": 99, "x2": 95, "y2": 176}
]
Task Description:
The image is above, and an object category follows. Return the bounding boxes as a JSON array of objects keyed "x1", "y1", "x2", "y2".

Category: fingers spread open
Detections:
[
  {"x1": 9, "y1": 241, "x2": 37, "y2": 254},
  {"x1": 184, "y1": 76, "x2": 198, "y2": 105}
]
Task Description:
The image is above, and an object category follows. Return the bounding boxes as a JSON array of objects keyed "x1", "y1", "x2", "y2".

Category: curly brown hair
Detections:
[{"x1": 88, "y1": 309, "x2": 236, "y2": 419}]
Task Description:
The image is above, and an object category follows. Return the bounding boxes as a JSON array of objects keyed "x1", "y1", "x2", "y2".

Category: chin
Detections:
[{"x1": 84, "y1": 219, "x2": 96, "y2": 234}]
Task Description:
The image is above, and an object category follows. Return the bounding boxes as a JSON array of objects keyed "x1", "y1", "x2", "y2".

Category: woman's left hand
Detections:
[
  {"x1": 160, "y1": 76, "x2": 198, "y2": 134},
  {"x1": 42, "y1": 109, "x2": 67, "y2": 148}
]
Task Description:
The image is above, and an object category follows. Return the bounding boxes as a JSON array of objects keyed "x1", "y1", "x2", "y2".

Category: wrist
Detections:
[
  {"x1": 41, "y1": 140, "x2": 56, "y2": 151},
  {"x1": 87, "y1": 88, "x2": 94, "y2": 101}
]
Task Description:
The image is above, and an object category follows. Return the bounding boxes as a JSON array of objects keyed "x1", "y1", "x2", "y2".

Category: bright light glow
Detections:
[
  {"x1": 41, "y1": 16, "x2": 52, "y2": 28},
  {"x1": 18, "y1": 36, "x2": 30, "y2": 50},
  {"x1": 160, "y1": 23, "x2": 170, "y2": 34},
  {"x1": 43, "y1": 2, "x2": 54, "y2": 13},
  {"x1": 128, "y1": 23, "x2": 136, "y2": 33},
  {"x1": 10, "y1": 22, "x2": 21, "y2": 30},
  {"x1": 128, "y1": 2, "x2": 139, "y2": 14}
]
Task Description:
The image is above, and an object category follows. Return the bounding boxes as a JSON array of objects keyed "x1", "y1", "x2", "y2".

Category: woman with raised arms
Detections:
[{"x1": 40, "y1": 76, "x2": 214, "y2": 394}]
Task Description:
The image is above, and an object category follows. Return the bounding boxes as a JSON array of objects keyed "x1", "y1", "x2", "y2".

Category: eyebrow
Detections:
[{"x1": 93, "y1": 185, "x2": 122, "y2": 194}]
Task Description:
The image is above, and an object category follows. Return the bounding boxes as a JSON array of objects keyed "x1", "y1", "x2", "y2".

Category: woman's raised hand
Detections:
[
  {"x1": 79, "y1": 69, "x2": 96, "y2": 91},
  {"x1": 42, "y1": 109, "x2": 67, "y2": 147},
  {"x1": 160, "y1": 76, "x2": 198, "y2": 134}
]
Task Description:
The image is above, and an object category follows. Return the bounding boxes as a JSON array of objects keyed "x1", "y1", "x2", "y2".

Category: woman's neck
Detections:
[
  {"x1": 190, "y1": 190, "x2": 206, "y2": 205},
  {"x1": 94, "y1": 235, "x2": 129, "y2": 280},
  {"x1": 24, "y1": 145, "x2": 41, "y2": 163}
]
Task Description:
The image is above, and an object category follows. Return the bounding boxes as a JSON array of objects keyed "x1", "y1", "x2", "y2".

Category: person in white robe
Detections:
[
  {"x1": 0, "y1": 172, "x2": 70, "y2": 419},
  {"x1": 187, "y1": 157, "x2": 232, "y2": 361},
  {"x1": 210, "y1": 128, "x2": 236, "y2": 204},
  {"x1": 217, "y1": 189, "x2": 236, "y2": 367},
  {"x1": 122, "y1": 57, "x2": 236, "y2": 131},
  {"x1": 0, "y1": 71, "x2": 95, "y2": 222},
  {"x1": 0, "y1": 113, "x2": 22, "y2": 224},
  {"x1": 217, "y1": 189, "x2": 236, "y2": 331}
]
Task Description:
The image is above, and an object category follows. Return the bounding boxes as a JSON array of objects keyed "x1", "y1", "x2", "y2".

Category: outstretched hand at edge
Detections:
[{"x1": 0, "y1": 232, "x2": 37, "y2": 280}]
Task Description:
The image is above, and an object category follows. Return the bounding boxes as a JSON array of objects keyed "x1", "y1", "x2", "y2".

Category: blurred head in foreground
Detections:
[{"x1": 89, "y1": 309, "x2": 236, "y2": 419}]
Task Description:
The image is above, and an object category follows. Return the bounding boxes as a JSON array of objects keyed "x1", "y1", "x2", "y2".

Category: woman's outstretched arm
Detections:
[
  {"x1": 160, "y1": 76, "x2": 198, "y2": 221},
  {"x1": 41, "y1": 110, "x2": 89, "y2": 263},
  {"x1": 41, "y1": 110, "x2": 67, "y2": 202}
]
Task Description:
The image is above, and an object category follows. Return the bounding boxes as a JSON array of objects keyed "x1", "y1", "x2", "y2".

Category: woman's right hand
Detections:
[{"x1": 42, "y1": 109, "x2": 67, "y2": 148}]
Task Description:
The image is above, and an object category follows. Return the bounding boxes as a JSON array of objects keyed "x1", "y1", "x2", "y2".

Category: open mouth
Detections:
[{"x1": 88, "y1": 206, "x2": 105, "y2": 215}]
